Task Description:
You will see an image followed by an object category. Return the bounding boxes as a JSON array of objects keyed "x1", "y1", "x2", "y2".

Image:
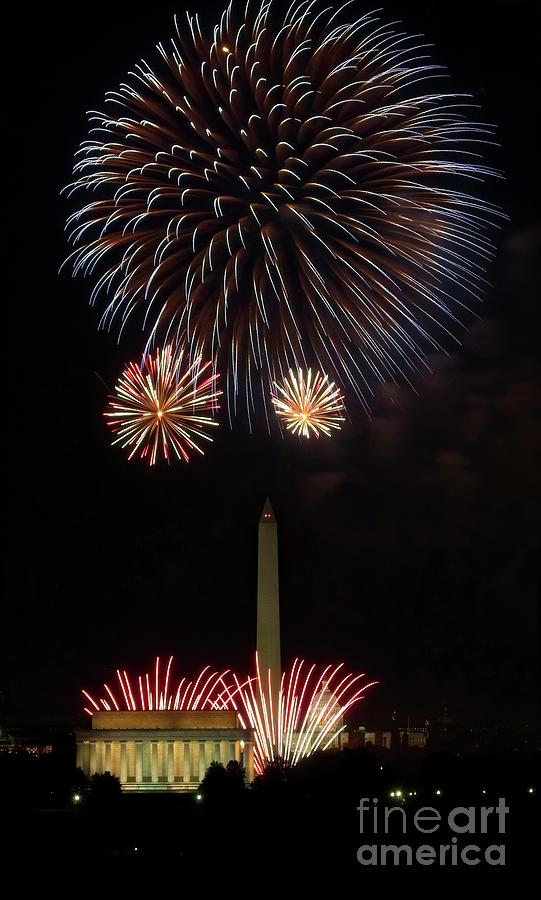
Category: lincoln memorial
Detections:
[{"x1": 76, "y1": 709, "x2": 255, "y2": 791}]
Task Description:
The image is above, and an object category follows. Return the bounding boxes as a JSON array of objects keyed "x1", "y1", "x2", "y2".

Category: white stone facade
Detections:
[{"x1": 76, "y1": 715, "x2": 254, "y2": 791}]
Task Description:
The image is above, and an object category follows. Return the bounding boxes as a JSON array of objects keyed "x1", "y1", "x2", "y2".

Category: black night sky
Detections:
[{"x1": 6, "y1": 1, "x2": 538, "y2": 729}]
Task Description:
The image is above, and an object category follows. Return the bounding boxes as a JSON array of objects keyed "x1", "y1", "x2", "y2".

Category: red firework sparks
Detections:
[
  {"x1": 82, "y1": 654, "x2": 377, "y2": 776},
  {"x1": 223, "y1": 655, "x2": 378, "y2": 774},
  {"x1": 82, "y1": 656, "x2": 236, "y2": 715}
]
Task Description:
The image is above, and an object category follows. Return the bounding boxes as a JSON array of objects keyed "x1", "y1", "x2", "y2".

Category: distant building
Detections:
[
  {"x1": 76, "y1": 710, "x2": 254, "y2": 791},
  {"x1": 0, "y1": 725, "x2": 54, "y2": 756},
  {"x1": 354, "y1": 726, "x2": 428, "y2": 750},
  {"x1": 400, "y1": 727, "x2": 428, "y2": 749}
]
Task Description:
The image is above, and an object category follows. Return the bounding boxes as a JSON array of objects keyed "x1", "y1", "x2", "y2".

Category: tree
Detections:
[
  {"x1": 199, "y1": 759, "x2": 246, "y2": 801},
  {"x1": 88, "y1": 771, "x2": 121, "y2": 806},
  {"x1": 251, "y1": 757, "x2": 292, "y2": 792},
  {"x1": 225, "y1": 759, "x2": 245, "y2": 792}
]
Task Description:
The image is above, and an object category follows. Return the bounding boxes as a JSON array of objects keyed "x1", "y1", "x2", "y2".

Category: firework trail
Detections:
[
  {"x1": 82, "y1": 655, "x2": 236, "y2": 714},
  {"x1": 226, "y1": 655, "x2": 377, "y2": 774},
  {"x1": 64, "y1": 1, "x2": 502, "y2": 426},
  {"x1": 104, "y1": 343, "x2": 220, "y2": 464}
]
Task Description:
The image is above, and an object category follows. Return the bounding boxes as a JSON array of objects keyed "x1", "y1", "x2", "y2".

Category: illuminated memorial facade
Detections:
[{"x1": 76, "y1": 710, "x2": 254, "y2": 791}]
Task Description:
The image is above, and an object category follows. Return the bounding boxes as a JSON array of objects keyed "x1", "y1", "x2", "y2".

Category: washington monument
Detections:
[{"x1": 257, "y1": 498, "x2": 281, "y2": 698}]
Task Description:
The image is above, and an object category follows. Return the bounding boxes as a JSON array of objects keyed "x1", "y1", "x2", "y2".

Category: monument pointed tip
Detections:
[{"x1": 260, "y1": 497, "x2": 276, "y2": 523}]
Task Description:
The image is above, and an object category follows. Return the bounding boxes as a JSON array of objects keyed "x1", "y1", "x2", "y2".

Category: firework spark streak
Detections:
[
  {"x1": 227, "y1": 656, "x2": 378, "y2": 774},
  {"x1": 64, "y1": 1, "x2": 503, "y2": 424},
  {"x1": 82, "y1": 656, "x2": 236, "y2": 714},
  {"x1": 272, "y1": 368, "x2": 345, "y2": 437},
  {"x1": 104, "y1": 344, "x2": 221, "y2": 464}
]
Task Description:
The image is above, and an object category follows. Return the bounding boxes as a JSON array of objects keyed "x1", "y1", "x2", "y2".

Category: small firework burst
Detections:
[
  {"x1": 82, "y1": 656, "x2": 237, "y2": 714},
  {"x1": 228, "y1": 656, "x2": 377, "y2": 774},
  {"x1": 271, "y1": 369, "x2": 345, "y2": 437},
  {"x1": 104, "y1": 344, "x2": 221, "y2": 465}
]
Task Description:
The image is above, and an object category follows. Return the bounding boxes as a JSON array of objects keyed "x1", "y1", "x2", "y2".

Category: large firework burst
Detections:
[
  {"x1": 65, "y1": 1, "x2": 502, "y2": 423},
  {"x1": 272, "y1": 368, "x2": 345, "y2": 437},
  {"x1": 82, "y1": 656, "x2": 237, "y2": 714},
  {"x1": 104, "y1": 344, "x2": 220, "y2": 464},
  {"x1": 229, "y1": 656, "x2": 377, "y2": 773}
]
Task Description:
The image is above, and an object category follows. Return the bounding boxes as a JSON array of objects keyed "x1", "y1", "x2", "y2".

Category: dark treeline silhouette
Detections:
[
  {"x1": 198, "y1": 759, "x2": 245, "y2": 800},
  {"x1": 1, "y1": 744, "x2": 538, "y2": 870},
  {"x1": 0, "y1": 751, "x2": 121, "y2": 810}
]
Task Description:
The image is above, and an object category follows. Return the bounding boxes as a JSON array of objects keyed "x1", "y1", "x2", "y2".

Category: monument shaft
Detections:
[{"x1": 257, "y1": 499, "x2": 281, "y2": 693}]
